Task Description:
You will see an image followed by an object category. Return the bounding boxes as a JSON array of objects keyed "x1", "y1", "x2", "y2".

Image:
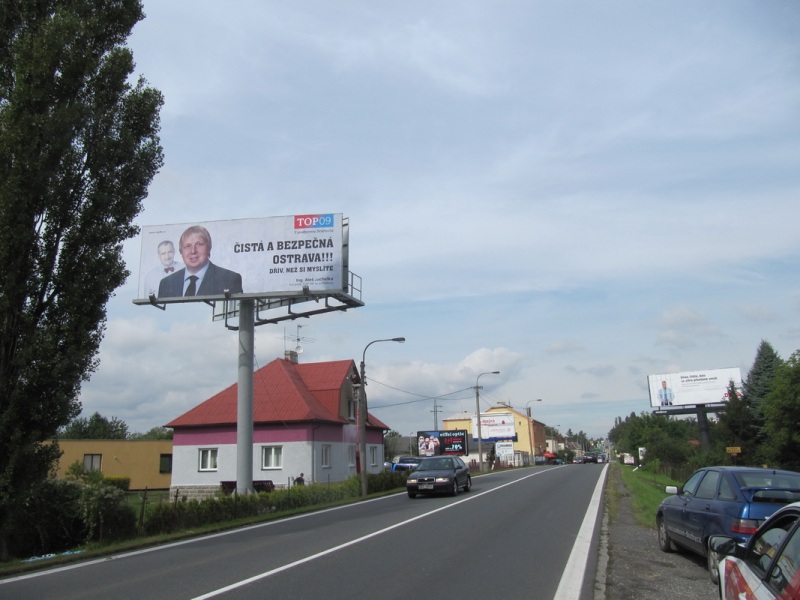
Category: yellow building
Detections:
[
  {"x1": 442, "y1": 404, "x2": 546, "y2": 465},
  {"x1": 53, "y1": 440, "x2": 173, "y2": 490}
]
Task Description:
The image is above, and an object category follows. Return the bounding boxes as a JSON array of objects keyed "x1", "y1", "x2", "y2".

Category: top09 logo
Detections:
[{"x1": 294, "y1": 214, "x2": 335, "y2": 229}]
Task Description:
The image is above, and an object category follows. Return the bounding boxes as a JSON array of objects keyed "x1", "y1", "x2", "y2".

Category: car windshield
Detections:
[{"x1": 420, "y1": 458, "x2": 452, "y2": 470}]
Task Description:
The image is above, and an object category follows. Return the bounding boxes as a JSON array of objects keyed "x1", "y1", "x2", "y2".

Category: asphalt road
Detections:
[{"x1": 1, "y1": 465, "x2": 606, "y2": 600}]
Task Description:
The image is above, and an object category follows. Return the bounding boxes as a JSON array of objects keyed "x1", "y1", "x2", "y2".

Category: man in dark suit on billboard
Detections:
[{"x1": 158, "y1": 225, "x2": 243, "y2": 298}]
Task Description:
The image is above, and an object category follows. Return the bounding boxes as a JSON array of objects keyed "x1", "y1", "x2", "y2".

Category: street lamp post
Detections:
[
  {"x1": 358, "y1": 337, "x2": 405, "y2": 497},
  {"x1": 475, "y1": 371, "x2": 500, "y2": 472}
]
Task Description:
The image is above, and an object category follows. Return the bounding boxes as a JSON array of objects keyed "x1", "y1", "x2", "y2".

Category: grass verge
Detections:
[{"x1": 615, "y1": 462, "x2": 679, "y2": 529}]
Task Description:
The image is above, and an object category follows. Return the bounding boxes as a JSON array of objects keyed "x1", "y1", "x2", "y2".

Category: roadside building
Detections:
[
  {"x1": 442, "y1": 404, "x2": 546, "y2": 467},
  {"x1": 166, "y1": 354, "x2": 389, "y2": 500},
  {"x1": 53, "y1": 439, "x2": 173, "y2": 490}
]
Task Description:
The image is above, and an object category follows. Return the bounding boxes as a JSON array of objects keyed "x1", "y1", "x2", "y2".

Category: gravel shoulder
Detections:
[{"x1": 598, "y1": 465, "x2": 719, "y2": 600}]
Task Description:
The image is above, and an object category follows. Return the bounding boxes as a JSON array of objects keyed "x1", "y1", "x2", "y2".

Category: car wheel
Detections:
[
  {"x1": 706, "y1": 540, "x2": 721, "y2": 585},
  {"x1": 407, "y1": 490, "x2": 416, "y2": 499},
  {"x1": 451, "y1": 479, "x2": 459, "y2": 496},
  {"x1": 463, "y1": 475, "x2": 472, "y2": 492},
  {"x1": 657, "y1": 516, "x2": 676, "y2": 553}
]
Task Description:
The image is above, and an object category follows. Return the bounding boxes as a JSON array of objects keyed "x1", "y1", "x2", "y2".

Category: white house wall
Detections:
[{"x1": 170, "y1": 440, "x2": 385, "y2": 488}]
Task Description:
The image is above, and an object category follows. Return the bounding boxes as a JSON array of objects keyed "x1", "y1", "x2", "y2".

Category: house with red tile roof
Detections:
[{"x1": 166, "y1": 355, "x2": 390, "y2": 499}]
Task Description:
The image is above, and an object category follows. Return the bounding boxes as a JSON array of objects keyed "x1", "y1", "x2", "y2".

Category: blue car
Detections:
[
  {"x1": 656, "y1": 466, "x2": 800, "y2": 584},
  {"x1": 383, "y1": 456, "x2": 422, "y2": 473}
]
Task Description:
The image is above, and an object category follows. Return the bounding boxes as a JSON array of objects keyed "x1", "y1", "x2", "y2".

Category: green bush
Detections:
[
  {"x1": 142, "y1": 493, "x2": 275, "y2": 535},
  {"x1": 141, "y1": 474, "x2": 408, "y2": 536},
  {"x1": 367, "y1": 470, "x2": 408, "y2": 493},
  {"x1": 5, "y1": 472, "x2": 408, "y2": 558},
  {"x1": 102, "y1": 476, "x2": 131, "y2": 491},
  {"x1": 80, "y1": 484, "x2": 137, "y2": 543},
  {"x1": 6, "y1": 479, "x2": 86, "y2": 558}
]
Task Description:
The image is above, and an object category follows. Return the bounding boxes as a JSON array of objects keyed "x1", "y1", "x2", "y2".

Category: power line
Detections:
[{"x1": 366, "y1": 379, "x2": 475, "y2": 409}]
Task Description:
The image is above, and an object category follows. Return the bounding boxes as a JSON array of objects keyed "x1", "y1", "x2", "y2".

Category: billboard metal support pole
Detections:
[
  {"x1": 236, "y1": 299, "x2": 255, "y2": 495},
  {"x1": 697, "y1": 409, "x2": 711, "y2": 448}
]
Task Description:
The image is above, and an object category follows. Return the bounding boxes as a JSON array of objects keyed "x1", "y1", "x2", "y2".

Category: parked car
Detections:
[
  {"x1": 406, "y1": 456, "x2": 471, "y2": 498},
  {"x1": 710, "y1": 501, "x2": 800, "y2": 599},
  {"x1": 656, "y1": 466, "x2": 800, "y2": 584},
  {"x1": 583, "y1": 452, "x2": 598, "y2": 464},
  {"x1": 383, "y1": 456, "x2": 422, "y2": 472}
]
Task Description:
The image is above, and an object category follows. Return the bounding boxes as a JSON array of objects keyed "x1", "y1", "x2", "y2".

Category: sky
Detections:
[{"x1": 77, "y1": 1, "x2": 800, "y2": 441}]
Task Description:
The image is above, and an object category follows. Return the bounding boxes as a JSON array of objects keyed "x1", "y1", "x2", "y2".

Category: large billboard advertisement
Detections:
[
  {"x1": 471, "y1": 413, "x2": 518, "y2": 442},
  {"x1": 135, "y1": 214, "x2": 344, "y2": 302},
  {"x1": 647, "y1": 367, "x2": 742, "y2": 408},
  {"x1": 416, "y1": 430, "x2": 469, "y2": 456}
]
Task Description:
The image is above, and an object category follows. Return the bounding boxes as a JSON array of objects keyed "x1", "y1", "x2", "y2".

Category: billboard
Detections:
[
  {"x1": 471, "y1": 412, "x2": 518, "y2": 442},
  {"x1": 135, "y1": 214, "x2": 345, "y2": 302},
  {"x1": 416, "y1": 430, "x2": 469, "y2": 456},
  {"x1": 647, "y1": 367, "x2": 742, "y2": 408}
]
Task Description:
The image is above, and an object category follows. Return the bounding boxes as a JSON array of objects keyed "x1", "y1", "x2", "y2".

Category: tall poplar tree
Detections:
[{"x1": 0, "y1": 0, "x2": 163, "y2": 559}]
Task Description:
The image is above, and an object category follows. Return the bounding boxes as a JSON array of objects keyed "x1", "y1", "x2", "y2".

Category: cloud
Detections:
[{"x1": 72, "y1": 1, "x2": 800, "y2": 442}]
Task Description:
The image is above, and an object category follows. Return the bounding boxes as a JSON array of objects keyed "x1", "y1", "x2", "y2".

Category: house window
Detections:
[
  {"x1": 199, "y1": 448, "x2": 218, "y2": 471},
  {"x1": 370, "y1": 446, "x2": 378, "y2": 467},
  {"x1": 262, "y1": 446, "x2": 282, "y2": 469},
  {"x1": 348, "y1": 445, "x2": 356, "y2": 467},
  {"x1": 321, "y1": 444, "x2": 331, "y2": 468},
  {"x1": 348, "y1": 395, "x2": 356, "y2": 421},
  {"x1": 83, "y1": 454, "x2": 102, "y2": 472},
  {"x1": 159, "y1": 454, "x2": 173, "y2": 474}
]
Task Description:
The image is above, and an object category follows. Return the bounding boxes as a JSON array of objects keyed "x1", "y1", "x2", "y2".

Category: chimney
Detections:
[{"x1": 285, "y1": 350, "x2": 299, "y2": 364}]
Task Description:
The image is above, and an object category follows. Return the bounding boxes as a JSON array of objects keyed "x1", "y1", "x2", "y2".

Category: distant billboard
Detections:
[
  {"x1": 135, "y1": 214, "x2": 345, "y2": 302},
  {"x1": 471, "y1": 412, "x2": 518, "y2": 442},
  {"x1": 647, "y1": 367, "x2": 742, "y2": 408},
  {"x1": 416, "y1": 430, "x2": 469, "y2": 456}
]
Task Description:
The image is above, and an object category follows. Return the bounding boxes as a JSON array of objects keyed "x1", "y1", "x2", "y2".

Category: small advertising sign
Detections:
[
  {"x1": 416, "y1": 430, "x2": 469, "y2": 456},
  {"x1": 471, "y1": 413, "x2": 518, "y2": 442}
]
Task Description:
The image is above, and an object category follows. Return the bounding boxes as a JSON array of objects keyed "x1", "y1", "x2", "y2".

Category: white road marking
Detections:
[
  {"x1": 554, "y1": 463, "x2": 609, "y2": 600},
  {"x1": 192, "y1": 467, "x2": 587, "y2": 599},
  {"x1": 2, "y1": 465, "x2": 605, "y2": 600}
]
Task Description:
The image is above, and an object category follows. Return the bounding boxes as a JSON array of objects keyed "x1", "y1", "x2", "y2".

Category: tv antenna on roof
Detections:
[{"x1": 283, "y1": 324, "x2": 316, "y2": 354}]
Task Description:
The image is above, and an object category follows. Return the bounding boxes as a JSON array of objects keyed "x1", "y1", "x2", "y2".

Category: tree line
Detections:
[{"x1": 59, "y1": 412, "x2": 172, "y2": 441}]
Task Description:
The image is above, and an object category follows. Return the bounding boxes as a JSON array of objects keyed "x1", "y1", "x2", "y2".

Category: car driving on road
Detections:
[
  {"x1": 406, "y1": 456, "x2": 471, "y2": 498},
  {"x1": 656, "y1": 466, "x2": 800, "y2": 584}
]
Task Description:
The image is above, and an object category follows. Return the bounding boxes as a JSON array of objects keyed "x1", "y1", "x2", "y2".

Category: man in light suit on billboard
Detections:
[
  {"x1": 657, "y1": 380, "x2": 675, "y2": 406},
  {"x1": 158, "y1": 225, "x2": 243, "y2": 298}
]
